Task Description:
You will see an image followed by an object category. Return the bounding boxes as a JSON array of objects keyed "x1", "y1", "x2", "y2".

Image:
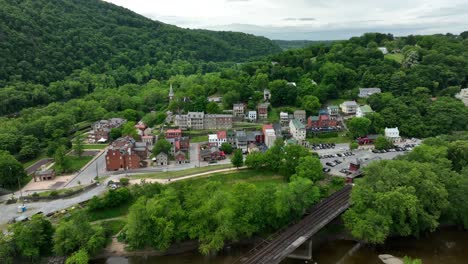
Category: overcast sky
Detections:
[{"x1": 105, "y1": 0, "x2": 468, "y2": 40}]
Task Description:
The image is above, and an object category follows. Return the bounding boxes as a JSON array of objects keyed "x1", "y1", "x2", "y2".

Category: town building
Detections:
[
  {"x1": 226, "y1": 130, "x2": 236, "y2": 147},
  {"x1": 307, "y1": 112, "x2": 339, "y2": 131},
  {"x1": 280, "y1": 112, "x2": 290, "y2": 128},
  {"x1": 88, "y1": 118, "x2": 126, "y2": 143},
  {"x1": 174, "y1": 115, "x2": 188, "y2": 130},
  {"x1": 204, "y1": 114, "x2": 233, "y2": 130},
  {"x1": 327, "y1": 105, "x2": 339, "y2": 116},
  {"x1": 187, "y1": 112, "x2": 204, "y2": 130},
  {"x1": 233, "y1": 103, "x2": 245, "y2": 118},
  {"x1": 385, "y1": 127, "x2": 401, "y2": 143},
  {"x1": 175, "y1": 113, "x2": 232, "y2": 130},
  {"x1": 257, "y1": 103, "x2": 269, "y2": 119},
  {"x1": 235, "y1": 131, "x2": 248, "y2": 153},
  {"x1": 34, "y1": 169, "x2": 55, "y2": 182},
  {"x1": 141, "y1": 135, "x2": 155, "y2": 147},
  {"x1": 200, "y1": 146, "x2": 225, "y2": 161},
  {"x1": 208, "y1": 131, "x2": 227, "y2": 147},
  {"x1": 264, "y1": 89, "x2": 271, "y2": 101},
  {"x1": 358, "y1": 88, "x2": 382, "y2": 98},
  {"x1": 208, "y1": 96, "x2": 222, "y2": 103},
  {"x1": 167, "y1": 137, "x2": 190, "y2": 155},
  {"x1": 294, "y1": 110, "x2": 307, "y2": 123},
  {"x1": 154, "y1": 152, "x2": 168, "y2": 166},
  {"x1": 248, "y1": 111, "x2": 257, "y2": 122},
  {"x1": 174, "y1": 151, "x2": 187, "y2": 164},
  {"x1": 356, "y1": 105, "x2": 374, "y2": 117},
  {"x1": 106, "y1": 136, "x2": 148, "y2": 171},
  {"x1": 340, "y1": 101, "x2": 358, "y2": 114},
  {"x1": 290, "y1": 119, "x2": 306, "y2": 141},
  {"x1": 166, "y1": 129, "x2": 182, "y2": 139}
]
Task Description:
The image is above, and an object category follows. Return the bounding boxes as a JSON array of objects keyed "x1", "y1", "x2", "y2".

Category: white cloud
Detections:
[{"x1": 104, "y1": 0, "x2": 468, "y2": 39}]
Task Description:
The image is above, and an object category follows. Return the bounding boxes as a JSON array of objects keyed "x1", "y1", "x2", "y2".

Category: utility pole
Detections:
[
  {"x1": 95, "y1": 162, "x2": 99, "y2": 178},
  {"x1": 11, "y1": 166, "x2": 24, "y2": 207}
]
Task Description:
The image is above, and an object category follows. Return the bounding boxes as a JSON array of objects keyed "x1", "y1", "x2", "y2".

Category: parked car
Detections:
[{"x1": 323, "y1": 168, "x2": 331, "y2": 173}]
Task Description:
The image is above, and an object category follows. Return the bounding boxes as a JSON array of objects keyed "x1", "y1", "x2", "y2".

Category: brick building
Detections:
[{"x1": 105, "y1": 136, "x2": 148, "y2": 171}]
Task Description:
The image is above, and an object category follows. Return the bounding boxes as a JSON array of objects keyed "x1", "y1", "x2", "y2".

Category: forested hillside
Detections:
[{"x1": 0, "y1": 0, "x2": 280, "y2": 86}]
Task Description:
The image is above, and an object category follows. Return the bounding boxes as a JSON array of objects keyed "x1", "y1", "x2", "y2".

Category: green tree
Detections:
[
  {"x1": 343, "y1": 160, "x2": 449, "y2": 244},
  {"x1": 53, "y1": 211, "x2": 106, "y2": 256},
  {"x1": 153, "y1": 139, "x2": 172, "y2": 156},
  {"x1": 280, "y1": 144, "x2": 310, "y2": 180},
  {"x1": 0, "y1": 233, "x2": 14, "y2": 264},
  {"x1": 109, "y1": 128, "x2": 122, "y2": 141},
  {"x1": 348, "y1": 117, "x2": 371, "y2": 138},
  {"x1": 231, "y1": 149, "x2": 244, "y2": 168},
  {"x1": 0, "y1": 151, "x2": 27, "y2": 189},
  {"x1": 73, "y1": 135, "x2": 84, "y2": 157},
  {"x1": 220, "y1": 143, "x2": 233, "y2": 154},
  {"x1": 292, "y1": 156, "x2": 323, "y2": 182},
  {"x1": 350, "y1": 142, "x2": 359, "y2": 150},
  {"x1": 65, "y1": 249, "x2": 89, "y2": 264},
  {"x1": 9, "y1": 215, "x2": 54, "y2": 260},
  {"x1": 374, "y1": 136, "x2": 393, "y2": 150},
  {"x1": 301, "y1": 95, "x2": 321, "y2": 115},
  {"x1": 206, "y1": 102, "x2": 221, "y2": 114},
  {"x1": 121, "y1": 121, "x2": 138, "y2": 139},
  {"x1": 245, "y1": 151, "x2": 266, "y2": 170},
  {"x1": 447, "y1": 141, "x2": 468, "y2": 172},
  {"x1": 54, "y1": 145, "x2": 68, "y2": 174}
]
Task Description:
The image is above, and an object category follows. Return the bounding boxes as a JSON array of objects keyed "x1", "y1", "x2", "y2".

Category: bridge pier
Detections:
[{"x1": 287, "y1": 238, "x2": 313, "y2": 261}]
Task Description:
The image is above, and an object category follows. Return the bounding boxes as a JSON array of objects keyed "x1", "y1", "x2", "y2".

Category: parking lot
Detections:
[{"x1": 316, "y1": 142, "x2": 421, "y2": 177}]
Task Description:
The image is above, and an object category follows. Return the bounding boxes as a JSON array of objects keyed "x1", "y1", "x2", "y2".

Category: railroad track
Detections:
[{"x1": 233, "y1": 185, "x2": 352, "y2": 264}]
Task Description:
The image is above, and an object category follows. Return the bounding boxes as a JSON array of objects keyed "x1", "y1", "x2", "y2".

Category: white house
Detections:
[
  {"x1": 290, "y1": 119, "x2": 306, "y2": 141},
  {"x1": 378, "y1": 47, "x2": 389, "y2": 55},
  {"x1": 340, "y1": 101, "x2": 358, "y2": 114},
  {"x1": 248, "y1": 111, "x2": 257, "y2": 122},
  {"x1": 264, "y1": 129, "x2": 276, "y2": 148},
  {"x1": 359, "y1": 88, "x2": 382, "y2": 98},
  {"x1": 455, "y1": 88, "x2": 468, "y2": 106},
  {"x1": 280, "y1": 112, "x2": 289, "y2": 127},
  {"x1": 385, "y1": 127, "x2": 401, "y2": 143},
  {"x1": 264, "y1": 89, "x2": 271, "y2": 101}
]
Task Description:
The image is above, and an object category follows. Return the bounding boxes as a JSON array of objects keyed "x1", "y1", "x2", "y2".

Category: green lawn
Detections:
[
  {"x1": 34, "y1": 186, "x2": 83, "y2": 197},
  {"x1": 177, "y1": 169, "x2": 284, "y2": 190},
  {"x1": 88, "y1": 202, "x2": 132, "y2": 222},
  {"x1": 66, "y1": 156, "x2": 94, "y2": 172},
  {"x1": 190, "y1": 135, "x2": 208, "y2": 143},
  {"x1": 385, "y1": 53, "x2": 404, "y2": 63},
  {"x1": 82, "y1": 144, "x2": 108, "y2": 150},
  {"x1": 132, "y1": 163, "x2": 234, "y2": 180},
  {"x1": 233, "y1": 122, "x2": 262, "y2": 130},
  {"x1": 99, "y1": 219, "x2": 126, "y2": 236}
]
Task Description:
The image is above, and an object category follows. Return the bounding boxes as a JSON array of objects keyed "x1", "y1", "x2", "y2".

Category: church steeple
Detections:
[{"x1": 169, "y1": 83, "x2": 174, "y2": 101}]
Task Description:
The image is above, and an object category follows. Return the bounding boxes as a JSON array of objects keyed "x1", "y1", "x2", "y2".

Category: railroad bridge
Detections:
[{"x1": 234, "y1": 185, "x2": 352, "y2": 264}]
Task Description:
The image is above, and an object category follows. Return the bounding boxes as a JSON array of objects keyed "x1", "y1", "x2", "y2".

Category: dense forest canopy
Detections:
[{"x1": 0, "y1": 0, "x2": 281, "y2": 86}]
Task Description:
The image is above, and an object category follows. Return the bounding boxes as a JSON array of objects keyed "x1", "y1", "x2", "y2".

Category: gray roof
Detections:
[{"x1": 342, "y1": 101, "x2": 358, "y2": 106}]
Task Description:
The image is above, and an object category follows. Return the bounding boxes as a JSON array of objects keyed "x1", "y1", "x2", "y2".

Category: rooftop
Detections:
[
  {"x1": 291, "y1": 119, "x2": 305, "y2": 129},
  {"x1": 360, "y1": 105, "x2": 373, "y2": 113},
  {"x1": 341, "y1": 101, "x2": 358, "y2": 106}
]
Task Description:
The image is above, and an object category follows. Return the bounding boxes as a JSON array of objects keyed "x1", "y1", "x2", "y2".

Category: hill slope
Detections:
[{"x1": 0, "y1": 0, "x2": 280, "y2": 85}]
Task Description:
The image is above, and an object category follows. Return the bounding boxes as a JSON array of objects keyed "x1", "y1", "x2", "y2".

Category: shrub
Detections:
[
  {"x1": 49, "y1": 191, "x2": 59, "y2": 197},
  {"x1": 119, "y1": 178, "x2": 130, "y2": 186}
]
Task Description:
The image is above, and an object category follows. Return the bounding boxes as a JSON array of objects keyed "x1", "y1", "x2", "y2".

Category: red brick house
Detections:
[
  {"x1": 307, "y1": 113, "x2": 338, "y2": 129},
  {"x1": 166, "y1": 129, "x2": 182, "y2": 139},
  {"x1": 105, "y1": 136, "x2": 148, "y2": 171},
  {"x1": 174, "y1": 151, "x2": 187, "y2": 164}
]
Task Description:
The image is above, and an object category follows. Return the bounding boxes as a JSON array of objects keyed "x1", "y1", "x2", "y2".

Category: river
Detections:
[{"x1": 93, "y1": 228, "x2": 468, "y2": 264}]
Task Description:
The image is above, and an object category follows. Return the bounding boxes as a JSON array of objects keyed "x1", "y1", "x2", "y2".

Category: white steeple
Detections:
[{"x1": 169, "y1": 83, "x2": 174, "y2": 101}]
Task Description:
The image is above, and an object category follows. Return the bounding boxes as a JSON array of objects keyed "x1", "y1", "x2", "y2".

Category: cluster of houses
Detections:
[
  {"x1": 357, "y1": 127, "x2": 401, "y2": 145},
  {"x1": 105, "y1": 136, "x2": 149, "y2": 171},
  {"x1": 153, "y1": 129, "x2": 190, "y2": 166},
  {"x1": 88, "y1": 118, "x2": 126, "y2": 143}
]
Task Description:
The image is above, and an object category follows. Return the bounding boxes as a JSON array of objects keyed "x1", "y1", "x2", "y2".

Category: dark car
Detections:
[{"x1": 323, "y1": 168, "x2": 331, "y2": 173}]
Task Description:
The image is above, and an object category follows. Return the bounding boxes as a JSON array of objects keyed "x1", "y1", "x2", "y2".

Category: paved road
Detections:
[
  {"x1": 65, "y1": 150, "x2": 107, "y2": 188},
  {"x1": 25, "y1": 158, "x2": 53, "y2": 175}
]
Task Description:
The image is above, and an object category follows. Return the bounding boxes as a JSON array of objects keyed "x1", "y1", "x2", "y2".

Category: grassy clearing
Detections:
[
  {"x1": 233, "y1": 122, "x2": 262, "y2": 130},
  {"x1": 22, "y1": 152, "x2": 48, "y2": 169},
  {"x1": 66, "y1": 156, "x2": 93, "y2": 172},
  {"x1": 190, "y1": 135, "x2": 208, "y2": 143},
  {"x1": 326, "y1": 99, "x2": 346, "y2": 106},
  {"x1": 88, "y1": 202, "x2": 132, "y2": 222},
  {"x1": 34, "y1": 186, "x2": 83, "y2": 197},
  {"x1": 178, "y1": 169, "x2": 284, "y2": 190},
  {"x1": 385, "y1": 53, "x2": 404, "y2": 63},
  {"x1": 99, "y1": 219, "x2": 126, "y2": 236},
  {"x1": 81, "y1": 144, "x2": 108, "y2": 150},
  {"x1": 132, "y1": 164, "x2": 233, "y2": 180}
]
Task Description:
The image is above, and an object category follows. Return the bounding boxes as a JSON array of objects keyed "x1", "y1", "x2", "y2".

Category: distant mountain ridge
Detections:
[{"x1": 0, "y1": 0, "x2": 281, "y2": 85}]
